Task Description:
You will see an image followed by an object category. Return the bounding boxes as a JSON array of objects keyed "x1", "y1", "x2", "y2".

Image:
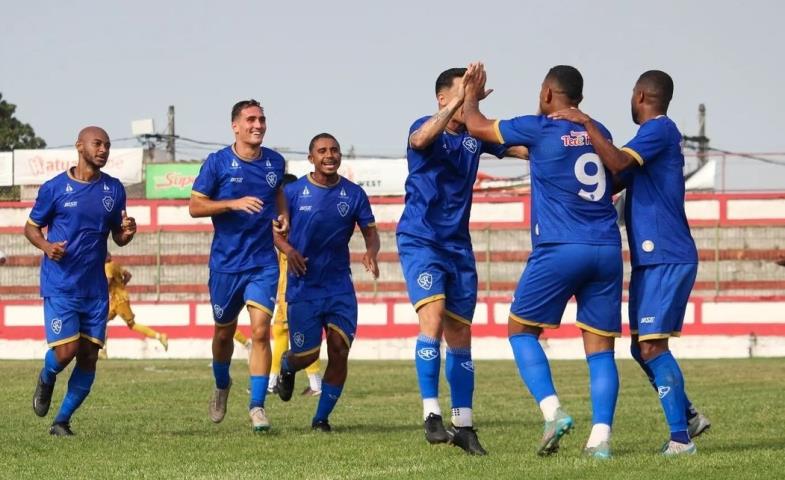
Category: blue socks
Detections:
[
  {"x1": 646, "y1": 351, "x2": 689, "y2": 443},
  {"x1": 445, "y1": 347, "x2": 474, "y2": 409},
  {"x1": 54, "y1": 367, "x2": 95, "y2": 424},
  {"x1": 586, "y1": 350, "x2": 619, "y2": 427},
  {"x1": 212, "y1": 360, "x2": 231, "y2": 389},
  {"x1": 415, "y1": 335, "x2": 441, "y2": 400},
  {"x1": 249, "y1": 375, "x2": 269, "y2": 409},
  {"x1": 632, "y1": 343, "x2": 696, "y2": 420},
  {"x1": 40, "y1": 349, "x2": 65, "y2": 385},
  {"x1": 314, "y1": 382, "x2": 343, "y2": 423},
  {"x1": 509, "y1": 333, "x2": 556, "y2": 403}
]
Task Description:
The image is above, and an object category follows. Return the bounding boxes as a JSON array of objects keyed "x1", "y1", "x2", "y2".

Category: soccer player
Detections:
[
  {"x1": 27, "y1": 126, "x2": 136, "y2": 436},
  {"x1": 268, "y1": 173, "x2": 323, "y2": 397},
  {"x1": 548, "y1": 70, "x2": 710, "y2": 456},
  {"x1": 463, "y1": 63, "x2": 622, "y2": 458},
  {"x1": 189, "y1": 99, "x2": 287, "y2": 432},
  {"x1": 274, "y1": 133, "x2": 379, "y2": 432},
  {"x1": 104, "y1": 252, "x2": 168, "y2": 352},
  {"x1": 398, "y1": 67, "x2": 527, "y2": 455}
]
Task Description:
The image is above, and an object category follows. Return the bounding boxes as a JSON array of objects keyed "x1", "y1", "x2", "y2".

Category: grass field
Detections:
[{"x1": 2, "y1": 358, "x2": 784, "y2": 479}]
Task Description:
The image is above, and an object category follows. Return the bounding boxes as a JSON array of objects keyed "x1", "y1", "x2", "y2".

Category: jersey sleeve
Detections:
[
  {"x1": 191, "y1": 155, "x2": 218, "y2": 198},
  {"x1": 355, "y1": 189, "x2": 376, "y2": 229},
  {"x1": 28, "y1": 181, "x2": 54, "y2": 228},
  {"x1": 480, "y1": 140, "x2": 508, "y2": 159},
  {"x1": 622, "y1": 119, "x2": 666, "y2": 166},
  {"x1": 494, "y1": 115, "x2": 542, "y2": 148}
]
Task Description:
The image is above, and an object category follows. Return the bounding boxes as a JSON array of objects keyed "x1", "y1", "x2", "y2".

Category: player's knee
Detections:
[
  {"x1": 443, "y1": 320, "x2": 471, "y2": 348},
  {"x1": 54, "y1": 342, "x2": 80, "y2": 364},
  {"x1": 638, "y1": 339, "x2": 668, "y2": 361},
  {"x1": 76, "y1": 345, "x2": 100, "y2": 370},
  {"x1": 326, "y1": 334, "x2": 350, "y2": 360},
  {"x1": 214, "y1": 325, "x2": 236, "y2": 343},
  {"x1": 251, "y1": 323, "x2": 271, "y2": 343},
  {"x1": 417, "y1": 302, "x2": 445, "y2": 337}
]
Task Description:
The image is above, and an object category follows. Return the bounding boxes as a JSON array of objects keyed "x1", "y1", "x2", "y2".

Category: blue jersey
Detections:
[
  {"x1": 192, "y1": 146, "x2": 285, "y2": 273},
  {"x1": 284, "y1": 175, "x2": 376, "y2": 302},
  {"x1": 397, "y1": 116, "x2": 507, "y2": 248},
  {"x1": 621, "y1": 116, "x2": 698, "y2": 267},
  {"x1": 28, "y1": 169, "x2": 126, "y2": 298},
  {"x1": 495, "y1": 115, "x2": 620, "y2": 247}
]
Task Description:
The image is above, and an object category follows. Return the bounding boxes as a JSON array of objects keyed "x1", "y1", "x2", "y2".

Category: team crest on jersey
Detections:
[
  {"x1": 266, "y1": 172, "x2": 278, "y2": 188},
  {"x1": 461, "y1": 360, "x2": 475, "y2": 372},
  {"x1": 213, "y1": 304, "x2": 224, "y2": 319},
  {"x1": 65, "y1": 184, "x2": 73, "y2": 193},
  {"x1": 417, "y1": 272, "x2": 433, "y2": 290},
  {"x1": 293, "y1": 332, "x2": 305, "y2": 348},
  {"x1": 339, "y1": 187, "x2": 347, "y2": 197},
  {"x1": 417, "y1": 347, "x2": 438, "y2": 361},
  {"x1": 462, "y1": 136, "x2": 478, "y2": 153},
  {"x1": 51, "y1": 318, "x2": 62, "y2": 334},
  {"x1": 337, "y1": 202, "x2": 350, "y2": 217},
  {"x1": 302, "y1": 185, "x2": 311, "y2": 196},
  {"x1": 102, "y1": 196, "x2": 114, "y2": 212}
]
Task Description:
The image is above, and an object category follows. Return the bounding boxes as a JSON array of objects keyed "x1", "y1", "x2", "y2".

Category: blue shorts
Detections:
[
  {"x1": 208, "y1": 265, "x2": 279, "y2": 325},
  {"x1": 629, "y1": 263, "x2": 697, "y2": 341},
  {"x1": 287, "y1": 293, "x2": 357, "y2": 356},
  {"x1": 397, "y1": 234, "x2": 477, "y2": 325},
  {"x1": 510, "y1": 243, "x2": 623, "y2": 337},
  {"x1": 44, "y1": 296, "x2": 109, "y2": 348}
]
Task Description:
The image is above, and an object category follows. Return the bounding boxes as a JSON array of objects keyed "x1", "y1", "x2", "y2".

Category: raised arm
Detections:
[
  {"x1": 111, "y1": 210, "x2": 136, "y2": 246},
  {"x1": 463, "y1": 62, "x2": 502, "y2": 144},
  {"x1": 408, "y1": 97, "x2": 464, "y2": 150},
  {"x1": 548, "y1": 108, "x2": 638, "y2": 174}
]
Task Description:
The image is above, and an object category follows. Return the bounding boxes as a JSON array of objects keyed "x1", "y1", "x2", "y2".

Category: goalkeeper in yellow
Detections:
[
  {"x1": 105, "y1": 253, "x2": 168, "y2": 351},
  {"x1": 268, "y1": 173, "x2": 322, "y2": 396}
]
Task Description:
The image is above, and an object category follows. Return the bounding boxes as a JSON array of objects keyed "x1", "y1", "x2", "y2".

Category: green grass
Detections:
[{"x1": 2, "y1": 358, "x2": 784, "y2": 479}]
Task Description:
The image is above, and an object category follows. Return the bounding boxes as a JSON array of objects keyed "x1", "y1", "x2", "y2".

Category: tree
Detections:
[{"x1": 0, "y1": 93, "x2": 46, "y2": 150}]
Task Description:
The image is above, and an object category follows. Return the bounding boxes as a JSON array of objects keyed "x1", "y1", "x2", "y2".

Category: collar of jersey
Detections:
[
  {"x1": 306, "y1": 173, "x2": 342, "y2": 189},
  {"x1": 231, "y1": 144, "x2": 263, "y2": 162},
  {"x1": 67, "y1": 167, "x2": 103, "y2": 184}
]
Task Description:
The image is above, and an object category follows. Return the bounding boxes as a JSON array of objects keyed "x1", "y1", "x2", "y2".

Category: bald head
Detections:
[
  {"x1": 76, "y1": 125, "x2": 111, "y2": 169},
  {"x1": 77, "y1": 126, "x2": 109, "y2": 143}
]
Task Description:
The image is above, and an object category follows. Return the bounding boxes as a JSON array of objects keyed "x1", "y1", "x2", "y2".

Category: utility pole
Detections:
[
  {"x1": 697, "y1": 103, "x2": 708, "y2": 168},
  {"x1": 166, "y1": 105, "x2": 176, "y2": 162}
]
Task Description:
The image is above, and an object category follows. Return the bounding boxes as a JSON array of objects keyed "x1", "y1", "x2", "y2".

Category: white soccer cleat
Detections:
[
  {"x1": 249, "y1": 407, "x2": 270, "y2": 432},
  {"x1": 661, "y1": 440, "x2": 697, "y2": 456},
  {"x1": 208, "y1": 379, "x2": 232, "y2": 423},
  {"x1": 688, "y1": 411, "x2": 711, "y2": 439}
]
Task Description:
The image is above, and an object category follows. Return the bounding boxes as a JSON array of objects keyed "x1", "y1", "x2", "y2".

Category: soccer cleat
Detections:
[
  {"x1": 249, "y1": 407, "x2": 270, "y2": 432},
  {"x1": 267, "y1": 384, "x2": 279, "y2": 395},
  {"x1": 301, "y1": 386, "x2": 321, "y2": 397},
  {"x1": 276, "y1": 352, "x2": 296, "y2": 402},
  {"x1": 33, "y1": 376, "x2": 55, "y2": 417},
  {"x1": 537, "y1": 408, "x2": 574, "y2": 456},
  {"x1": 159, "y1": 333, "x2": 169, "y2": 352},
  {"x1": 208, "y1": 379, "x2": 232, "y2": 423},
  {"x1": 583, "y1": 441, "x2": 612, "y2": 460},
  {"x1": 661, "y1": 440, "x2": 697, "y2": 456},
  {"x1": 688, "y1": 411, "x2": 711, "y2": 439},
  {"x1": 312, "y1": 419, "x2": 332, "y2": 432},
  {"x1": 49, "y1": 422, "x2": 74, "y2": 436},
  {"x1": 446, "y1": 425, "x2": 487, "y2": 455},
  {"x1": 423, "y1": 413, "x2": 449, "y2": 444}
]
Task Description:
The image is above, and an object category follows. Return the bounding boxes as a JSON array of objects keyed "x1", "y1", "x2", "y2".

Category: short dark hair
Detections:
[
  {"x1": 282, "y1": 173, "x2": 298, "y2": 185},
  {"x1": 231, "y1": 99, "x2": 262, "y2": 121},
  {"x1": 308, "y1": 132, "x2": 339, "y2": 153},
  {"x1": 637, "y1": 70, "x2": 674, "y2": 110},
  {"x1": 545, "y1": 65, "x2": 583, "y2": 103},
  {"x1": 435, "y1": 68, "x2": 466, "y2": 95}
]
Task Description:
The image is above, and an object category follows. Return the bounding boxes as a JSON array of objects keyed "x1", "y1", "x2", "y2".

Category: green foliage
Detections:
[
  {"x1": 0, "y1": 93, "x2": 46, "y2": 150},
  {"x1": 1, "y1": 358, "x2": 783, "y2": 479}
]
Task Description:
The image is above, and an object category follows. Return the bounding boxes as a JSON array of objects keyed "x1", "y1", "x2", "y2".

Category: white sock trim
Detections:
[
  {"x1": 586, "y1": 423, "x2": 611, "y2": 448},
  {"x1": 539, "y1": 395, "x2": 561, "y2": 422},
  {"x1": 423, "y1": 398, "x2": 441, "y2": 420},
  {"x1": 451, "y1": 407, "x2": 473, "y2": 428}
]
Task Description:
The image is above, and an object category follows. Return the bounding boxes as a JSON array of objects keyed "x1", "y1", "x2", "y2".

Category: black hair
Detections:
[
  {"x1": 308, "y1": 132, "x2": 340, "y2": 153},
  {"x1": 435, "y1": 68, "x2": 467, "y2": 95},
  {"x1": 231, "y1": 99, "x2": 262, "y2": 121},
  {"x1": 545, "y1": 65, "x2": 583, "y2": 103},
  {"x1": 637, "y1": 70, "x2": 674, "y2": 110}
]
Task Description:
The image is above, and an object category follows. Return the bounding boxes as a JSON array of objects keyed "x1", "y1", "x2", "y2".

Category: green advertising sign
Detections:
[{"x1": 145, "y1": 163, "x2": 201, "y2": 199}]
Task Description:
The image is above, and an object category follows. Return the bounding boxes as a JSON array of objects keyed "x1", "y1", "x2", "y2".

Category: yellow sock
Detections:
[
  {"x1": 234, "y1": 330, "x2": 249, "y2": 345},
  {"x1": 305, "y1": 359, "x2": 321, "y2": 375},
  {"x1": 132, "y1": 323, "x2": 161, "y2": 340},
  {"x1": 271, "y1": 321, "x2": 288, "y2": 375}
]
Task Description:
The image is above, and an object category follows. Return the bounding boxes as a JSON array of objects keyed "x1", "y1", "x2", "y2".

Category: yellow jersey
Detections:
[
  {"x1": 274, "y1": 252, "x2": 288, "y2": 323},
  {"x1": 105, "y1": 260, "x2": 130, "y2": 304}
]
